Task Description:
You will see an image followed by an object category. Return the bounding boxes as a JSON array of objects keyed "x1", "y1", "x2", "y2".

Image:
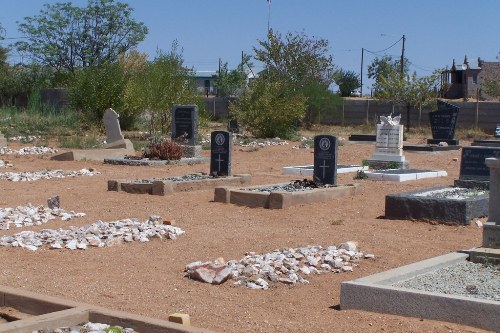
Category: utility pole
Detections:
[
  {"x1": 267, "y1": 0, "x2": 271, "y2": 33},
  {"x1": 400, "y1": 34, "x2": 405, "y2": 79},
  {"x1": 360, "y1": 48, "x2": 364, "y2": 97}
]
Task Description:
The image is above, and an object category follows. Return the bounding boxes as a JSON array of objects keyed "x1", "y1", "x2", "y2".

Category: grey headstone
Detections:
[
  {"x1": 210, "y1": 131, "x2": 232, "y2": 177},
  {"x1": 171, "y1": 105, "x2": 199, "y2": 146},
  {"x1": 103, "y1": 108, "x2": 124, "y2": 144},
  {"x1": 313, "y1": 135, "x2": 337, "y2": 185}
]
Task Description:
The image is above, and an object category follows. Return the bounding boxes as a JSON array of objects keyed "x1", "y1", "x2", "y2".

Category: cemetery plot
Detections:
[
  {"x1": 385, "y1": 186, "x2": 488, "y2": 224},
  {"x1": 364, "y1": 169, "x2": 447, "y2": 182},
  {"x1": 340, "y1": 251, "x2": 500, "y2": 332},
  {"x1": 0, "y1": 169, "x2": 99, "y2": 182},
  {"x1": 282, "y1": 164, "x2": 368, "y2": 176},
  {"x1": 214, "y1": 181, "x2": 359, "y2": 209},
  {"x1": 108, "y1": 173, "x2": 251, "y2": 196}
]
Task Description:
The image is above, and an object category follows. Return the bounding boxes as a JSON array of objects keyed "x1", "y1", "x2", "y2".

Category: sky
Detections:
[{"x1": 1, "y1": 0, "x2": 500, "y2": 94}]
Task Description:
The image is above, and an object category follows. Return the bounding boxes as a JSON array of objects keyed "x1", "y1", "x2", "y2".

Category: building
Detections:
[
  {"x1": 441, "y1": 56, "x2": 500, "y2": 100},
  {"x1": 193, "y1": 70, "x2": 218, "y2": 96}
]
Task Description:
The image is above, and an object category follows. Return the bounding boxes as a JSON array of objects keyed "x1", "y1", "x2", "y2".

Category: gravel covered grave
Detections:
[
  {"x1": 131, "y1": 173, "x2": 211, "y2": 183},
  {"x1": 0, "y1": 146, "x2": 57, "y2": 155},
  {"x1": 0, "y1": 215, "x2": 185, "y2": 251},
  {"x1": 0, "y1": 168, "x2": 99, "y2": 181},
  {"x1": 185, "y1": 242, "x2": 374, "y2": 289},
  {"x1": 247, "y1": 179, "x2": 334, "y2": 193},
  {"x1": 0, "y1": 203, "x2": 85, "y2": 230},
  {"x1": 32, "y1": 322, "x2": 137, "y2": 333},
  {"x1": 413, "y1": 187, "x2": 487, "y2": 200}
]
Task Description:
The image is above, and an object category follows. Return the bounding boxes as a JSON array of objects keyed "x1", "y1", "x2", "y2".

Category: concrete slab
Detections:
[
  {"x1": 385, "y1": 186, "x2": 488, "y2": 224},
  {"x1": 109, "y1": 174, "x2": 251, "y2": 196},
  {"x1": 51, "y1": 148, "x2": 135, "y2": 162},
  {"x1": 340, "y1": 251, "x2": 500, "y2": 332},
  {"x1": 281, "y1": 164, "x2": 368, "y2": 176},
  {"x1": 214, "y1": 183, "x2": 359, "y2": 209},
  {"x1": 365, "y1": 169, "x2": 447, "y2": 182}
]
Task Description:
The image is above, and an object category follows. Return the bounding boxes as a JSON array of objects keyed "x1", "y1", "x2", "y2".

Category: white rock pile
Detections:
[
  {"x1": 8, "y1": 135, "x2": 41, "y2": 142},
  {"x1": 0, "y1": 215, "x2": 185, "y2": 251},
  {"x1": 0, "y1": 203, "x2": 85, "y2": 230},
  {"x1": 32, "y1": 322, "x2": 137, "y2": 333},
  {"x1": 0, "y1": 146, "x2": 57, "y2": 155},
  {"x1": 0, "y1": 159, "x2": 13, "y2": 167},
  {"x1": 0, "y1": 168, "x2": 99, "y2": 181},
  {"x1": 186, "y1": 242, "x2": 374, "y2": 289}
]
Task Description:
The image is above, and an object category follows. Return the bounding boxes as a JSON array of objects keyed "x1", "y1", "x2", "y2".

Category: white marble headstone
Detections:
[
  {"x1": 371, "y1": 123, "x2": 405, "y2": 162},
  {"x1": 103, "y1": 108, "x2": 124, "y2": 144}
]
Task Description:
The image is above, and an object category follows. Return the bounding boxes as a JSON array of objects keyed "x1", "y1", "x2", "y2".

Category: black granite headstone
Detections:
[
  {"x1": 171, "y1": 105, "x2": 199, "y2": 145},
  {"x1": 210, "y1": 131, "x2": 232, "y2": 177},
  {"x1": 495, "y1": 124, "x2": 500, "y2": 138},
  {"x1": 313, "y1": 135, "x2": 337, "y2": 185},
  {"x1": 428, "y1": 100, "x2": 459, "y2": 145},
  {"x1": 459, "y1": 146, "x2": 500, "y2": 181},
  {"x1": 228, "y1": 118, "x2": 240, "y2": 133}
]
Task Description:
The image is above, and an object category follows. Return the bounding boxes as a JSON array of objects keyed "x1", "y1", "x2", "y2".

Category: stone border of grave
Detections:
[
  {"x1": 340, "y1": 251, "x2": 500, "y2": 332},
  {"x1": 471, "y1": 139, "x2": 500, "y2": 147},
  {"x1": 385, "y1": 186, "x2": 488, "y2": 225},
  {"x1": 214, "y1": 183, "x2": 359, "y2": 209},
  {"x1": 364, "y1": 169, "x2": 447, "y2": 182},
  {"x1": 104, "y1": 156, "x2": 209, "y2": 166},
  {"x1": 402, "y1": 144, "x2": 461, "y2": 152},
  {"x1": 108, "y1": 174, "x2": 251, "y2": 196},
  {"x1": 281, "y1": 165, "x2": 368, "y2": 176},
  {"x1": 0, "y1": 284, "x2": 212, "y2": 333}
]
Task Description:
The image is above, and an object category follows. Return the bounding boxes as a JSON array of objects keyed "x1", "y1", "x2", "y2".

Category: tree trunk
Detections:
[{"x1": 406, "y1": 103, "x2": 411, "y2": 131}]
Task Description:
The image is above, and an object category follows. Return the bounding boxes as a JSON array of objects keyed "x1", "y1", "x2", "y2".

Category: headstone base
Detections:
[
  {"x1": 427, "y1": 139, "x2": 459, "y2": 145},
  {"x1": 453, "y1": 179, "x2": 489, "y2": 190},
  {"x1": 181, "y1": 145, "x2": 202, "y2": 158},
  {"x1": 469, "y1": 247, "x2": 500, "y2": 265},
  {"x1": 366, "y1": 160, "x2": 409, "y2": 170},
  {"x1": 482, "y1": 222, "x2": 500, "y2": 248}
]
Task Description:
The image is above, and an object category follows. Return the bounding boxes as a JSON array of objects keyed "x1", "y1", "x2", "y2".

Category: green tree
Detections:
[
  {"x1": 124, "y1": 42, "x2": 201, "y2": 135},
  {"x1": 230, "y1": 77, "x2": 307, "y2": 138},
  {"x1": 215, "y1": 55, "x2": 251, "y2": 97},
  {"x1": 377, "y1": 70, "x2": 439, "y2": 130},
  {"x1": 15, "y1": 0, "x2": 147, "y2": 74},
  {"x1": 333, "y1": 69, "x2": 360, "y2": 97},
  {"x1": 367, "y1": 55, "x2": 409, "y2": 96}
]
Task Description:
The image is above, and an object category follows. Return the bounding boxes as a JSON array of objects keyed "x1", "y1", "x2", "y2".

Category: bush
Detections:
[
  {"x1": 142, "y1": 139, "x2": 182, "y2": 160},
  {"x1": 230, "y1": 77, "x2": 307, "y2": 139}
]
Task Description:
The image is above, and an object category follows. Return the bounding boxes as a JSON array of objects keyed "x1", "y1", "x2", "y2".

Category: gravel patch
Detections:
[
  {"x1": 0, "y1": 204, "x2": 85, "y2": 230},
  {"x1": 0, "y1": 168, "x2": 99, "y2": 182},
  {"x1": 394, "y1": 261, "x2": 500, "y2": 302},
  {"x1": 32, "y1": 322, "x2": 137, "y2": 332},
  {"x1": 0, "y1": 146, "x2": 57, "y2": 155},
  {"x1": 247, "y1": 179, "x2": 333, "y2": 193},
  {"x1": 414, "y1": 187, "x2": 487, "y2": 200},
  {"x1": 133, "y1": 173, "x2": 211, "y2": 183}
]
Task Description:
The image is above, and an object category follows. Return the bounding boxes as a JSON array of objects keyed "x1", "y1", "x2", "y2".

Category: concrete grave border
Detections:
[
  {"x1": 385, "y1": 186, "x2": 488, "y2": 225},
  {"x1": 214, "y1": 183, "x2": 359, "y2": 209},
  {"x1": 364, "y1": 169, "x2": 447, "y2": 182},
  {"x1": 104, "y1": 157, "x2": 209, "y2": 166},
  {"x1": 282, "y1": 164, "x2": 368, "y2": 176},
  {"x1": 0, "y1": 284, "x2": 213, "y2": 333},
  {"x1": 340, "y1": 251, "x2": 500, "y2": 332},
  {"x1": 109, "y1": 174, "x2": 251, "y2": 196}
]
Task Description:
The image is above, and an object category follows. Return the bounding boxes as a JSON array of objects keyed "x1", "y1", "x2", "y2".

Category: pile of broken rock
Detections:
[{"x1": 185, "y1": 242, "x2": 374, "y2": 289}]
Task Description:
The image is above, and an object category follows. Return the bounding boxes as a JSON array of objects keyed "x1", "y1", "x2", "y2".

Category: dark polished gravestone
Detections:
[
  {"x1": 454, "y1": 146, "x2": 500, "y2": 190},
  {"x1": 210, "y1": 131, "x2": 232, "y2": 177},
  {"x1": 427, "y1": 100, "x2": 459, "y2": 145},
  {"x1": 171, "y1": 105, "x2": 199, "y2": 146},
  {"x1": 313, "y1": 135, "x2": 338, "y2": 185}
]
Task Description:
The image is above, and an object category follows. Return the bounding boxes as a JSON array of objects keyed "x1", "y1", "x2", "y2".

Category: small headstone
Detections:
[
  {"x1": 171, "y1": 105, "x2": 199, "y2": 146},
  {"x1": 103, "y1": 108, "x2": 124, "y2": 144},
  {"x1": 313, "y1": 135, "x2": 337, "y2": 185},
  {"x1": 210, "y1": 131, "x2": 232, "y2": 177},
  {"x1": 494, "y1": 124, "x2": 500, "y2": 138},
  {"x1": 428, "y1": 100, "x2": 459, "y2": 145},
  {"x1": 228, "y1": 118, "x2": 239, "y2": 133}
]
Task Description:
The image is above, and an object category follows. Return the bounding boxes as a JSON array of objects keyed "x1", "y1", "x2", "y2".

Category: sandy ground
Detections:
[{"x1": 0, "y1": 138, "x2": 493, "y2": 333}]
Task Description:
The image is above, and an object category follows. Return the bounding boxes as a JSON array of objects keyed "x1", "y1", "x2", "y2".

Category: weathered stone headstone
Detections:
[
  {"x1": 454, "y1": 146, "x2": 500, "y2": 189},
  {"x1": 367, "y1": 116, "x2": 408, "y2": 169},
  {"x1": 210, "y1": 131, "x2": 232, "y2": 177},
  {"x1": 171, "y1": 105, "x2": 198, "y2": 146},
  {"x1": 103, "y1": 108, "x2": 124, "y2": 143},
  {"x1": 427, "y1": 100, "x2": 459, "y2": 145},
  {"x1": 313, "y1": 135, "x2": 337, "y2": 185}
]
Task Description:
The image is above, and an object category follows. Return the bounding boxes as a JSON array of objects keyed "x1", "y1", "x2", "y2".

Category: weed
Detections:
[
  {"x1": 330, "y1": 219, "x2": 344, "y2": 226},
  {"x1": 385, "y1": 161, "x2": 400, "y2": 169},
  {"x1": 354, "y1": 170, "x2": 368, "y2": 180}
]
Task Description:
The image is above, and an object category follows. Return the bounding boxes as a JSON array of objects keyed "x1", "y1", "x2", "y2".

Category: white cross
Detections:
[
  {"x1": 215, "y1": 154, "x2": 224, "y2": 171},
  {"x1": 319, "y1": 160, "x2": 329, "y2": 179}
]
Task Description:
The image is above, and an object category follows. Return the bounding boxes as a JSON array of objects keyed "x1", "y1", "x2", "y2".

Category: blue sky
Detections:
[{"x1": 1, "y1": 0, "x2": 499, "y2": 92}]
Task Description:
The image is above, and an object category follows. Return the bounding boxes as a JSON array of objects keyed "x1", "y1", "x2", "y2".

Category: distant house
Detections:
[
  {"x1": 440, "y1": 56, "x2": 500, "y2": 100},
  {"x1": 193, "y1": 70, "x2": 218, "y2": 96}
]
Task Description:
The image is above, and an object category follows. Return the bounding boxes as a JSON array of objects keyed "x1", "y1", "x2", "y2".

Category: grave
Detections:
[
  {"x1": 51, "y1": 108, "x2": 135, "y2": 161},
  {"x1": 0, "y1": 285, "x2": 212, "y2": 332},
  {"x1": 364, "y1": 169, "x2": 447, "y2": 182},
  {"x1": 172, "y1": 104, "x2": 201, "y2": 158},
  {"x1": 454, "y1": 146, "x2": 500, "y2": 190},
  {"x1": 366, "y1": 116, "x2": 409, "y2": 169},
  {"x1": 282, "y1": 164, "x2": 368, "y2": 176},
  {"x1": 470, "y1": 157, "x2": 500, "y2": 264},
  {"x1": 214, "y1": 134, "x2": 359, "y2": 209},
  {"x1": 340, "y1": 251, "x2": 500, "y2": 332}
]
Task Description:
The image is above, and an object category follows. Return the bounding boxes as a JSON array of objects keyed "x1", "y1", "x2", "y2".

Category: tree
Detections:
[
  {"x1": 15, "y1": 0, "x2": 147, "y2": 73},
  {"x1": 377, "y1": 70, "x2": 439, "y2": 130},
  {"x1": 215, "y1": 55, "x2": 251, "y2": 97},
  {"x1": 124, "y1": 42, "x2": 201, "y2": 135},
  {"x1": 368, "y1": 55, "x2": 409, "y2": 96},
  {"x1": 230, "y1": 77, "x2": 307, "y2": 138},
  {"x1": 333, "y1": 69, "x2": 360, "y2": 97}
]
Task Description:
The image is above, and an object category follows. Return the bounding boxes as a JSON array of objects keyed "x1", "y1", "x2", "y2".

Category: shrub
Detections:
[{"x1": 142, "y1": 139, "x2": 182, "y2": 160}]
